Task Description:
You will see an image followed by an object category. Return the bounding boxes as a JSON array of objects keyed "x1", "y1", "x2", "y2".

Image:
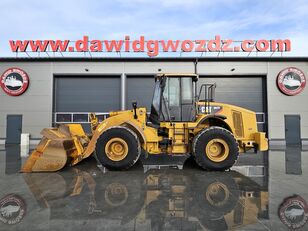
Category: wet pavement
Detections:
[{"x1": 0, "y1": 145, "x2": 308, "y2": 230}]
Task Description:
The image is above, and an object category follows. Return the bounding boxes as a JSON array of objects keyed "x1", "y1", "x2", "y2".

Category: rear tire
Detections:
[
  {"x1": 96, "y1": 126, "x2": 141, "y2": 170},
  {"x1": 193, "y1": 126, "x2": 239, "y2": 171}
]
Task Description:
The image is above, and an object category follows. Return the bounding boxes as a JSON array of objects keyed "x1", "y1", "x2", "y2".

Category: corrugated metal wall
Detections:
[{"x1": 54, "y1": 76, "x2": 121, "y2": 112}]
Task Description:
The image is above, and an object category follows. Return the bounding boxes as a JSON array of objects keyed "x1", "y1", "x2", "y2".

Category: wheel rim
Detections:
[
  {"x1": 105, "y1": 138, "x2": 128, "y2": 161},
  {"x1": 105, "y1": 183, "x2": 128, "y2": 207},
  {"x1": 205, "y1": 182, "x2": 230, "y2": 207},
  {"x1": 205, "y1": 138, "x2": 229, "y2": 162}
]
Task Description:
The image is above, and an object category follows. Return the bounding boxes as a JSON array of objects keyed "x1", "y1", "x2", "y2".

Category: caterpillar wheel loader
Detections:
[{"x1": 21, "y1": 74, "x2": 268, "y2": 172}]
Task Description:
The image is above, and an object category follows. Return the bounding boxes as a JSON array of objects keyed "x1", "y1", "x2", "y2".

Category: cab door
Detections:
[
  {"x1": 161, "y1": 77, "x2": 194, "y2": 122},
  {"x1": 162, "y1": 77, "x2": 181, "y2": 121}
]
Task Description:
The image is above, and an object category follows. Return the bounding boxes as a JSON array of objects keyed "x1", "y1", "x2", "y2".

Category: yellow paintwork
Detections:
[
  {"x1": 105, "y1": 138, "x2": 129, "y2": 161},
  {"x1": 254, "y1": 132, "x2": 268, "y2": 151},
  {"x1": 67, "y1": 123, "x2": 87, "y2": 137},
  {"x1": 21, "y1": 102, "x2": 268, "y2": 171},
  {"x1": 205, "y1": 138, "x2": 229, "y2": 162},
  {"x1": 196, "y1": 102, "x2": 268, "y2": 152},
  {"x1": 46, "y1": 101, "x2": 267, "y2": 167},
  {"x1": 82, "y1": 101, "x2": 267, "y2": 160},
  {"x1": 21, "y1": 124, "x2": 90, "y2": 172}
]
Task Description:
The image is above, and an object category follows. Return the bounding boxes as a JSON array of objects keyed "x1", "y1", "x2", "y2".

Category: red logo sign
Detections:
[
  {"x1": 277, "y1": 67, "x2": 306, "y2": 96},
  {"x1": 0, "y1": 67, "x2": 29, "y2": 96}
]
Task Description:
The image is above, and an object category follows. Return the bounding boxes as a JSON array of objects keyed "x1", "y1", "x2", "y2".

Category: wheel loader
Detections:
[{"x1": 21, "y1": 73, "x2": 268, "y2": 172}]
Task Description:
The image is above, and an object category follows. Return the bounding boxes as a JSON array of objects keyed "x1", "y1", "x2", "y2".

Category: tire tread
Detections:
[
  {"x1": 192, "y1": 126, "x2": 239, "y2": 171},
  {"x1": 96, "y1": 126, "x2": 141, "y2": 170}
]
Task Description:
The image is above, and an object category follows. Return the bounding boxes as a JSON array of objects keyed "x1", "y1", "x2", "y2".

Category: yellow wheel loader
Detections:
[{"x1": 21, "y1": 74, "x2": 268, "y2": 172}]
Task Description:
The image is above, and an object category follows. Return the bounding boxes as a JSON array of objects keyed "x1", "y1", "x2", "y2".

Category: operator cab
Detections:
[{"x1": 149, "y1": 74, "x2": 198, "y2": 125}]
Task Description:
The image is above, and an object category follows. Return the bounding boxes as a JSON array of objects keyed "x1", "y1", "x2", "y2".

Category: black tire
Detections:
[
  {"x1": 193, "y1": 126, "x2": 239, "y2": 171},
  {"x1": 95, "y1": 172, "x2": 145, "y2": 223},
  {"x1": 188, "y1": 173, "x2": 240, "y2": 229},
  {"x1": 96, "y1": 126, "x2": 141, "y2": 170}
]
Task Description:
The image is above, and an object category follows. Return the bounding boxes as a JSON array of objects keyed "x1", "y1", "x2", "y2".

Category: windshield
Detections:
[
  {"x1": 150, "y1": 76, "x2": 195, "y2": 123},
  {"x1": 181, "y1": 77, "x2": 193, "y2": 103},
  {"x1": 163, "y1": 77, "x2": 180, "y2": 107},
  {"x1": 152, "y1": 80, "x2": 161, "y2": 113}
]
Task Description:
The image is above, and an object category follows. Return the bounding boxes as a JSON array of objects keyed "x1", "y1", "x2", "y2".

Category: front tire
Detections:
[
  {"x1": 96, "y1": 126, "x2": 141, "y2": 170},
  {"x1": 193, "y1": 126, "x2": 239, "y2": 170},
  {"x1": 95, "y1": 172, "x2": 145, "y2": 222}
]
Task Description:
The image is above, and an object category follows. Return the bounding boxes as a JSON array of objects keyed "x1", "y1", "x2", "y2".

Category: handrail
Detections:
[{"x1": 198, "y1": 83, "x2": 216, "y2": 114}]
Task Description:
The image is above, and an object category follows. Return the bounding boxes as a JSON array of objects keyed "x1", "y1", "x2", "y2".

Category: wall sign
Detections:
[
  {"x1": 277, "y1": 67, "x2": 306, "y2": 96},
  {"x1": 0, "y1": 67, "x2": 29, "y2": 96}
]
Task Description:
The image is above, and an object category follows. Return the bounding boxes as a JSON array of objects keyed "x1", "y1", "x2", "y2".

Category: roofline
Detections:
[
  {"x1": 0, "y1": 56, "x2": 308, "y2": 62},
  {"x1": 157, "y1": 73, "x2": 198, "y2": 76}
]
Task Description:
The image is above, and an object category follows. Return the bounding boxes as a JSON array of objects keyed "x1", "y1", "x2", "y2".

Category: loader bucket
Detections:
[{"x1": 21, "y1": 124, "x2": 90, "y2": 172}]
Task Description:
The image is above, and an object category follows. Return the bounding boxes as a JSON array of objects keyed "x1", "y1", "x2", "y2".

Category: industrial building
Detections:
[{"x1": 0, "y1": 57, "x2": 307, "y2": 149}]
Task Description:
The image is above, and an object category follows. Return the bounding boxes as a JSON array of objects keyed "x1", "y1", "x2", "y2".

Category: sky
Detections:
[{"x1": 0, "y1": 0, "x2": 308, "y2": 57}]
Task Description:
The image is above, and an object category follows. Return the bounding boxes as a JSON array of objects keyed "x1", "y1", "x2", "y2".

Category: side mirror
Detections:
[
  {"x1": 132, "y1": 101, "x2": 137, "y2": 109},
  {"x1": 132, "y1": 101, "x2": 138, "y2": 119}
]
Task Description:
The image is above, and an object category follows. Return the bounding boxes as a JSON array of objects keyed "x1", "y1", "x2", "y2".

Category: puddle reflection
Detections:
[
  {"x1": 3, "y1": 145, "x2": 308, "y2": 230},
  {"x1": 22, "y1": 160, "x2": 269, "y2": 230},
  {"x1": 285, "y1": 147, "x2": 302, "y2": 175},
  {"x1": 5, "y1": 145, "x2": 21, "y2": 175}
]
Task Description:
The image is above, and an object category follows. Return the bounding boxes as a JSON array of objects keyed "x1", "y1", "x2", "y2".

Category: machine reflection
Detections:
[{"x1": 23, "y1": 159, "x2": 268, "y2": 230}]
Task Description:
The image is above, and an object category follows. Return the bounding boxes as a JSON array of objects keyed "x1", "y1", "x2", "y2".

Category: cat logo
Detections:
[
  {"x1": 0, "y1": 67, "x2": 29, "y2": 96},
  {"x1": 277, "y1": 67, "x2": 306, "y2": 96}
]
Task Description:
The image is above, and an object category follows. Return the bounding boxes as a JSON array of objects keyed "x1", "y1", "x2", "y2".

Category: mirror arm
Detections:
[{"x1": 132, "y1": 101, "x2": 138, "y2": 119}]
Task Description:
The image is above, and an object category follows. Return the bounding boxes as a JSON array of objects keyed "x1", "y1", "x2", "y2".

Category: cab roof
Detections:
[
  {"x1": 156, "y1": 73, "x2": 198, "y2": 77},
  {"x1": 156, "y1": 73, "x2": 199, "y2": 81}
]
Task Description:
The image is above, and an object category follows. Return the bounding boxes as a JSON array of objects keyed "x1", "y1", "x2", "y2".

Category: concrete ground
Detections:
[{"x1": 0, "y1": 145, "x2": 307, "y2": 231}]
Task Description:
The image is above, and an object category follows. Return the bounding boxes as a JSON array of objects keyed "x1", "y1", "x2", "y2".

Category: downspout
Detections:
[{"x1": 121, "y1": 62, "x2": 126, "y2": 110}]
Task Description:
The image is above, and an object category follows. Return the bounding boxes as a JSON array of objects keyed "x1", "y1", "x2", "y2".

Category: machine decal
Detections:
[
  {"x1": 277, "y1": 67, "x2": 306, "y2": 96},
  {"x1": 198, "y1": 105, "x2": 223, "y2": 114},
  {"x1": 0, "y1": 67, "x2": 29, "y2": 96}
]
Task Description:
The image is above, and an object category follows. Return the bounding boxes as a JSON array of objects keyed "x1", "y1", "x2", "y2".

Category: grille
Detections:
[{"x1": 232, "y1": 110, "x2": 244, "y2": 137}]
